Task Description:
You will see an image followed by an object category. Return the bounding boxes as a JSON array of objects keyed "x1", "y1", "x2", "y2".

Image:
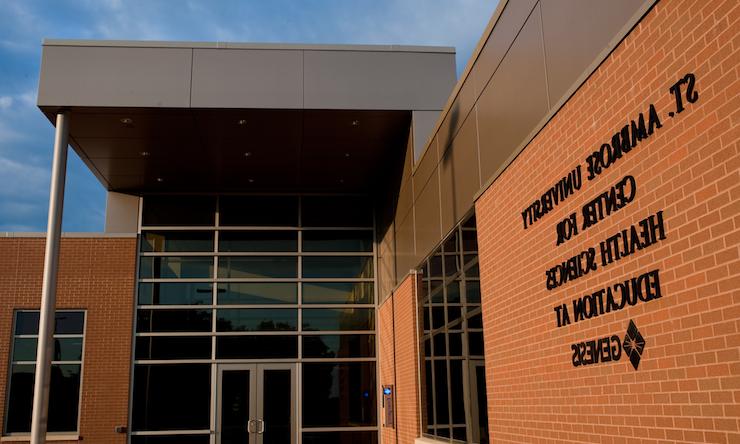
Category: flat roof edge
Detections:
[
  {"x1": 41, "y1": 38, "x2": 456, "y2": 53},
  {"x1": 1, "y1": 232, "x2": 137, "y2": 238}
]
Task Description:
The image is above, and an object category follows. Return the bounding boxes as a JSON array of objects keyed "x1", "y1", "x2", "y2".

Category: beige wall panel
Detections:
[
  {"x1": 38, "y1": 46, "x2": 192, "y2": 107},
  {"x1": 191, "y1": 49, "x2": 303, "y2": 108},
  {"x1": 396, "y1": 179, "x2": 414, "y2": 224},
  {"x1": 401, "y1": 131, "x2": 415, "y2": 190},
  {"x1": 540, "y1": 0, "x2": 650, "y2": 106},
  {"x1": 412, "y1": 136, "x2": 439, "y2": 201},
  {"x1": 104, "y1": 192, "x2": 139, "y2": 233},
  {"x1": 413, "y1": 171, "x2": 442, "y2": 262},
  {"x1": 378, "y1": 220, "x2": 396, "y2": 302},
  {"x1": 472, "y1": 0, "x2": 538, "y2": 96},
  {"x1": 394, "y1": 209, "x2": 416, "y2": 285},
  {"x1": 437, "y1": 78, "x2": 476, "y2": 152},
  {"x1": 477, "y1": 7, "x2": 550, "y2": 183},
  {"x1": 412, "y1": 110, "x2": 441, "y2": 162},
  {"x1": 439, "y1": 112, "x2": 480, "y2": 235},
  {"x1": 304, "y1": 51, "x2": 456, "y2": 110}
]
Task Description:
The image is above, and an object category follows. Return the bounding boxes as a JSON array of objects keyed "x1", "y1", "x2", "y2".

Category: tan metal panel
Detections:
[
  {"x1": 104, "y1": 192, "x2": 139, "y2": 233},
  {"x1": 437, "y1": 78, "x2": 476, "y2": 152},
  {"x1": 413, "y1": 170, "x2": 442, "y2": 262},
  {"x1": 439, "y1": 112, "x2": 480, "y2": 235},
  {"x1": 38, "y1": 46, "x2": 192, "y2": 107},
  {"x1": 540, "y1": 0, "x2": 650, "y2": 106},
  {"x1": 396, "y1": 179, "x2": 414, "y2": 223},
  {"x1": 412, "y1": 135, "x2": 439, "y2": 202},
  {"x1": 394, "y1": 209, "x2": 416, "y2": 286},
  {"x1": 191, "y1": 48, "x2": 303, "y2": 108},
  {"x1": 377, "y1": 220, "x2": 396, "y2": 302},
  {"x1": 412, "y1": 110, "x2": 441, "y2": 162},
  {"x1": 304, "y1": 50, "x2": 456, "y2": 110},
  {"x1": 472, "y1": 0, "x2": 538, "y2": 97},
  {"x1": 477, "y1": 6, "x2": 550, "y2": 184}
]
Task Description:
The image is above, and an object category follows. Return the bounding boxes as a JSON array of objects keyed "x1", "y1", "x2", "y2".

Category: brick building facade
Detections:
[{"x1": 2, "y1": 0, "x2": 738, "y2": 443}]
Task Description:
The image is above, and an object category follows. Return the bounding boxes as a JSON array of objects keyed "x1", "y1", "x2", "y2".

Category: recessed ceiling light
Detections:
[
  {"x1": 351, "y1": 120, "x2": 360, "y2": 127},
  {"x1": 140, "y1": 151, "x2": 150, "y2": 157},
  {"x1": 120, "y1": 117, "x2": 133, "y2": 125},
  {"x1": 156, "y1": 177, "x2": 164, "y2": 183},
  {"x1": 238, "y1": 119, "x2": 248, "y2": 126}
]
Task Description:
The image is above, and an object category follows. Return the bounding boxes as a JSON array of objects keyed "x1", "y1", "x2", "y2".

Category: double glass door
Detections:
[{"x1": 217, "y1": 363, "x2": 296, "y2": 444}]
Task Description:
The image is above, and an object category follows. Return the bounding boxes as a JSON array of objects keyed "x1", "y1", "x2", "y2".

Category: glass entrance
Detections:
[{"x1": 217, "y1": 364, "x2": 296, "y2": 444}]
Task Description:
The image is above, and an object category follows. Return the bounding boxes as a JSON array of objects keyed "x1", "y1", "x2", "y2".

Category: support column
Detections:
[{"x1": 30, "y1": 111, "x2": 70, "y2": 444}]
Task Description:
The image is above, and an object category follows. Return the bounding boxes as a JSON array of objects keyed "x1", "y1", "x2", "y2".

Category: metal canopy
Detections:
[
  {"x1": 37, "y1": 40, "x2": 456, "y2": 193},
  {"x1": 39, "y1": 107, "x2": 411, "y2": 193}
]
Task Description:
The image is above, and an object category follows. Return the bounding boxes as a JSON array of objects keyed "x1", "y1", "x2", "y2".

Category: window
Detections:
[
  {"x1": 134, "y1": 195, "x2": 378, "y2": 442},
  {"x1": 418, "y1": 214, "x2": 489, "y2": 443},
  {"x1": 5, "y1": 310, "x2": 85, "y2": 435}
]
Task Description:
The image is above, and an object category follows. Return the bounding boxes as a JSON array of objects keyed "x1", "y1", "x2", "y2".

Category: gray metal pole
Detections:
[{"x1": 30, "y1": 111, "x2": 70, "y2": 444}]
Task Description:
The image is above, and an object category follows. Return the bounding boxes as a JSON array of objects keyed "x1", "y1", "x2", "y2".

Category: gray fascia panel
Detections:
[
  {"x1": 191, "y1": 49, "x2": 303, "y2": 108},
  {"x1": 38, "y1": 40, "x2": 456, "y2": 111},
  {"x1": 304, "y1": 50, "x2": 456, "y2": 110},
  {"x1": 38, "y1": 45, "x2": 192, "y2": 108}
]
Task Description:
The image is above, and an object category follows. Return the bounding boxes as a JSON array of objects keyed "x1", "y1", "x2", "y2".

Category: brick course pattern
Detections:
[
  {"x1": 0, "y1": 237, "x2": 137, "y2": 443},
  {"x1": 380, "y1": 274, "x2": 421, "y2": 444},
  {"x1": 475, "y1": 0, "x2": 740, "y2": 442}
]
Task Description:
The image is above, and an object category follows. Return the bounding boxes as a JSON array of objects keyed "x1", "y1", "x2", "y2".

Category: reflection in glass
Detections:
[
  {"x1": 302, "y1": 282, "x2": 373, "y2": 304},
  {"x1": 263, "y1": 369, "x2": 292, "y2": 443},
  {"x1": 132, "y1": 364, "x2": 211, "y2": 431},
  {"x1": 216, "y1": 309, "x2": 297, "y2": 331},
  {"x1": 301, "y1": 196, "x2": 372, "y2": 227},
  {"x1": 14, "y1": 312, "x2": 40, "y2": 335},
  {"x1": 54, "y1": 312, "x2": 85, "y2": 334},
  {"x1": 136, "y1": 309, "x2": 212, "y2": 333},
  {"x1": 217, "y1": 282, "x2": 297, "y2": 305},
  {"x1": 131, "y1": 435, "x2": 210, "y2": 444},
  {"x1": 303, "y1": 335, "x2": 376, "y2": 358},
  {"x1": 302, "y1": 362, "x2": 376, "y2": 427},
  {"x1": 302, "y1": 308, "x2": 374, "y2": 331},
  {"x1": 139, "y1": 257, "x2": 213, "y2": 279},
  {"x1": 138, "y1": 282, "x2": 212, "y2": 305},
  {"x1": 302, "y1": 230, "x2": 373, "y2": 252},
  {"x1": 221, "y1": 370, "x2": 250, "y2": 444},
  {"x1": 219, "y1": 231, "x2": 297, "y2": 252},
  {"x1": 6, "y1": 363, "x2": 82, "y2": 433},
  {"x1": 135, "y1": 337, "x2": 211, "y2": 360},
  {"x1": 216, "y1": 336, "x2": 298, "y2": 359},
  {"x1": 142, "y1": 195, "x2": 215, "y2": 226},
  {"x1": 141, "y1": 231, "x2": 214, "y2": 252},
  {"x1": 218, "y1": 256, "x2": 297, "y2": 278},
  {"x1": 302, "y1": 256, "x2": 373, "y2": 279},
  {"x1": 219, "y1": 196, "x2": 298, "y2": 226},
  {"x1": 302, "y1": 431, "x2": 378, "y2": 444}
]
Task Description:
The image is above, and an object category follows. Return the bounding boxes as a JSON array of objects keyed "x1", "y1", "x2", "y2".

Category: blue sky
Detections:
[{"x1": 0, "y1": 0, "x2": 498, "y2": 232}]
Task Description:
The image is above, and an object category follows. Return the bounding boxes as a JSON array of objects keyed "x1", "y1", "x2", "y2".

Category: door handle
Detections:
[
  {"x1": 257, "y1": 419, "x2": 266, "y2": 434},
  {"x1": 247, "y1": 419, "x2": 258, "y2": 433}
]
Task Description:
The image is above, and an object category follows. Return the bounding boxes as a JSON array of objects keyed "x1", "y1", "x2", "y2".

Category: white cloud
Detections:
[
  {"x1": 0, "y1": 155, "x2": 49, "y2": 198},
  {"x1": 0, "y1": 97, "x2": 13, "y2": 110}
]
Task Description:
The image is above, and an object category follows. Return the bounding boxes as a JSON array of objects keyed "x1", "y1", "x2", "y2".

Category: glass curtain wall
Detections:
[
  {"x1": 418, "y1": 214, "x2": 489, "y2": 443},
  {"x1": 131, "y1": 195, "x2": 378, "y2": 444}
]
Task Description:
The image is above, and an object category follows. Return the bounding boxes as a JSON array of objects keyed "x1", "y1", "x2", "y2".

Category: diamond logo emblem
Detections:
[{"x1": 622, "y1": 320, "x2": 646, "y2": 370}]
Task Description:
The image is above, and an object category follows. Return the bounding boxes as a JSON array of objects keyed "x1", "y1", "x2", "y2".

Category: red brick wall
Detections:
[
  {"x1": 380, "y1": 295, "x2": 397, "y2": 444},
  {"x1": 0, "y1": 237, "x2": 137, "y2": 443},
  {"x1": 380, "y1": 274, "x2": 421, "y2": 444},
  {"x1": 475, "y1": 0, "x2": 740, "y2": 442}
]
